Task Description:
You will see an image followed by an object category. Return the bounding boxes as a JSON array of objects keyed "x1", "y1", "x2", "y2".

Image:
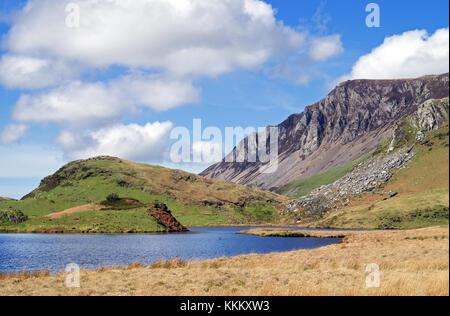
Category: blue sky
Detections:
[{"x1": 0, "y1": 0, "x2": 449, "y2": 198}]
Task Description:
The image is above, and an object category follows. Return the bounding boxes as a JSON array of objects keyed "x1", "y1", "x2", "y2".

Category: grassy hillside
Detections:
[
  {"x1": 276, "y1": 155, "x2": 368, "y2": 197},
  {"x1": 0, "y1": 157, "x2": 288, "y2": 232},
  {"x1": 0, "y1": 208, "x2": 167, "y2": 234},
  {"x1": 313, "y1": 121, "x2": 449, "y2": 229}
]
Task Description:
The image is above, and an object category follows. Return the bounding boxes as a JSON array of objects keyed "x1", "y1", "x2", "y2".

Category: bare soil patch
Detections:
[{"x1": 44, "y1": 203, "x2": 105, "y2": 219}]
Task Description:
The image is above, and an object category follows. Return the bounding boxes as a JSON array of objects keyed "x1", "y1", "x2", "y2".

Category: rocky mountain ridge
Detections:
[{"x1": 201, "y1": 73, "x2": 449, "y2": 191}]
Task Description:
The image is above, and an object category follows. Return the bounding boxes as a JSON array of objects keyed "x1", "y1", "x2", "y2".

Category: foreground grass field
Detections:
[{"x1": 1, "y1": 226, "x2": 448, "y2": 296}]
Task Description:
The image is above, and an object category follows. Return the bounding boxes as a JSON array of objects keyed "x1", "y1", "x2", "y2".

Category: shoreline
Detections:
[
  {"x1": 0, "y1": 225, "x2": 380, "y2": 235},
  {"x1": 237, "y1": 228, "x2": 348, "y2": 239},
  {"x1": 0, "y1": 223, "x2": 301, "y2": 235},
  {"x1": 0, "y1": 228, "x2": 189, "y2": 235}
]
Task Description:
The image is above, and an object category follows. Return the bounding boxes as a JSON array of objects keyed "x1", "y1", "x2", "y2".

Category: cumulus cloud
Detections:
[
  {"x1": 308, "y1": 35, "x2": 344, "y2": 62},
  {"x1": 5, "y1": 0, "x2": 304, "y2": 78},
  {"x1": 13, "y1": 75, "x2": 199, "y2": 127},
  {"x1": 116, "y1": 75, "x2": 200, "y2": 111},
  {"x1": 0, "y1": 124, "x2": 28, "y2": 144},
  {"x1": 56, "y1": 121, "x2": 174, "y2": 161},
  {"x1": 13, "y1": 81, "x2": 124, "y2": 126},
  {"x1": 1, "y1": 0, "x2": 321, "y2": 129},
  {"x1": 339, "y1": 28, "x2": 449, "y2": 82},
  {"x1": 0, "y1": 55, "x2": 77, "y2": 90},
  {"x1": 0, "y1": 0, "x2": 343, "y2": 157}
]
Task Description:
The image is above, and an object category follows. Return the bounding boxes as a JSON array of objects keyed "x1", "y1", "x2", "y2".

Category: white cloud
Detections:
[
  {"x1": 308, "y1": 35, "x2": 344, "y2": 62},
  {"x1": 0, "y1": 54, "x2": 77, "y2": 90},
  {"x1": 5, "y1": 0, "x2": 304, "y2": 78},
  {"x1": 116, "y1": 75, "x2": 200, "y2": 111},
  {"x1": 5, "y1": 0, "x2": 303, "y2": 128},
  {"x1": 340, "y1": 28, "x2": 449, "y2": 81},
  {"x1": 1, "y1": 0, "x2": 343, "y2": 129},
  {"x1": 13, "y1": 75, "x2": 199, "y2": 127},
  {"x1": 13, "y1": 81, "x2": 124, "y2": 126},
  {"x1": 57, "y1": 121, "x2": 174, "y2": 161},
  {"x1": 0, "y1": 0, "x2": 343, "y2": 153},
  {"x1": 0, "y1": 124, "x2": 28, "y2": 144}
]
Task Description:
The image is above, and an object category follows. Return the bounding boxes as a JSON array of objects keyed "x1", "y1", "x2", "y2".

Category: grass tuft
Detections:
[{"x1": 150, "y1": 258, "x2": 187, "y2": 269}]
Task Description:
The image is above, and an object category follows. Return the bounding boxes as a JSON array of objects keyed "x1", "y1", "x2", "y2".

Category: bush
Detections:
[
  {"x1": 116, "y1": 179, "x2": 130, "y2": 187},
  {"x1": 0, "y1": 208, "x2": 28, "y2": 225},
  {"x1": 106, "y1": 193, "x2": 120, "y2": 203}
]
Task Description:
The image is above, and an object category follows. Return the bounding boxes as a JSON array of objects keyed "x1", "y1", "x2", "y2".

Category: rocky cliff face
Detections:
[
  {"x1": 411, "y1": 98, "x2": 449, "y2": 141},
  {"x1": 201, "y1": 73, "x2": 449, "y2": 190}
]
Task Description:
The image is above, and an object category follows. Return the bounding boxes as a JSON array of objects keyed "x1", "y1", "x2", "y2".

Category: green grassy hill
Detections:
[{"x1": 0, "y1": 157, "x2": 288, "y2": 233}]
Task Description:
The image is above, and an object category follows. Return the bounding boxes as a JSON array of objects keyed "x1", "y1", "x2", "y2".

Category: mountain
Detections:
[
  {"x1": 201, "y1": 73, "x2": 449, "y2": 191},
  {"x1": 0, "y1": 157, "x2": 287, "y2": 233}
]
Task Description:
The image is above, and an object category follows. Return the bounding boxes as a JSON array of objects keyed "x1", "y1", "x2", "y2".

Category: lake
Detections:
[{"x1": 0, "y1": 227, "x2": 340, "y2": 273}]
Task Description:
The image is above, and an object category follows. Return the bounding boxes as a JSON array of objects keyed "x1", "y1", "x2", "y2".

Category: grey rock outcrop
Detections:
[{"x1": 411, "y1": 98, "x2": 449, "y2": 140}]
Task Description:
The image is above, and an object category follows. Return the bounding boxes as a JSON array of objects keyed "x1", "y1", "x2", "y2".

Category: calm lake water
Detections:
[{"x1": 0, "y1": 227, "x2": 340, "y2": 273}]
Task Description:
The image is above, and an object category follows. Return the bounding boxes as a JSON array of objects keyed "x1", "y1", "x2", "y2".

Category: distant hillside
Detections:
[
  {"x1": 0, "y1": 197, "x2": 15, "y2": 202},
  {"x1": 201, "y1": 73, "x2": 449, "y2": 191},
  {"x1": 0, "y1": 157, "x2": 288, "y2": 233}
]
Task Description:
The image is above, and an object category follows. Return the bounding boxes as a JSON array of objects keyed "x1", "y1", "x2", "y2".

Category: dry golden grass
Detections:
[
  {"x1": 0, "y1": 270, "x2": 50, "y2": 281},
  {"x1": 0, "y1": 227, "x2": 448, "y2": 296},
  {"x1": 385, "y1": 136, "x2": 449, "y2": 194}
]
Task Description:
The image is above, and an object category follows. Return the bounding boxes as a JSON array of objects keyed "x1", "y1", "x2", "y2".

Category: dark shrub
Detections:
[
  {"x1": 106, "y1": 193, "x2": 120, "y2": 203},
  {"x1": 0, "y1": 208, "x2": 28, "y2": 225},
  {"x1": 116, "y1": 179, "x2": 130, "y2": 187}
]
